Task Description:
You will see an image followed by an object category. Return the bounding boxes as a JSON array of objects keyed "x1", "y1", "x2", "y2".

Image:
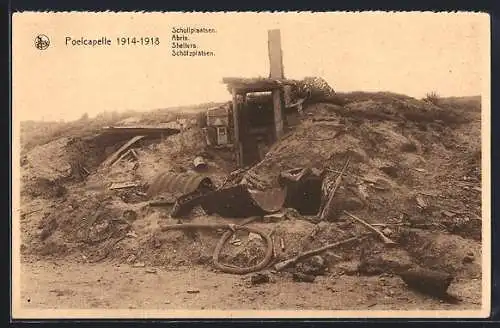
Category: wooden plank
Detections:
[
  {"x1": 268, "y1": 29, "x2": 285, "y2": 140},
  {"x1": 222, "y1": 78, "x2": 298, "y2": 94},
  {"x1": 222, "y1": 77, "x2": 297, "y2": 85},
  {"x1": 231, "y1": 89, "x2": 243, "y2": 167},
  {"x1": 110, "y1": 149, "x2": 133, "y2": 167},
  {"x1": 102, "y1": 135, "x2": 145, "y2": 168}
]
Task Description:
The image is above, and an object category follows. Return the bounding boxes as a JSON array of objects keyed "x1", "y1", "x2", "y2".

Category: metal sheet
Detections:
[
  {"x1": 249, "y1": 188, "x2": 286, "y2": 213},
  {"x1": 147, "y1": 172, "x2": 214, "y2": 199},
  {"x1": 200, "y1": 185, "x2": 285, "y2": 218}
]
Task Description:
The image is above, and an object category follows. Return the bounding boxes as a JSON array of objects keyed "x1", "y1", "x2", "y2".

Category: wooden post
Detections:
[
  {"x1": 268, "y1": 29, "x2": 285, "y2": 140},
  {"x1": 231, "y1": 88, "x2": 243, "y2": 167}
]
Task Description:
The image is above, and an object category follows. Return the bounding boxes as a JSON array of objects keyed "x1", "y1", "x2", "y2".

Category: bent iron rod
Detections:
[{"x1": 160, "y1": 218, "x2": 272, "y2": 275}]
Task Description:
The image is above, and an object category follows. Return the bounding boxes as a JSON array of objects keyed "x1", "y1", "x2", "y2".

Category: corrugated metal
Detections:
[{"x1": 147, "y1": 172, "x2": 214, "y2": 198}]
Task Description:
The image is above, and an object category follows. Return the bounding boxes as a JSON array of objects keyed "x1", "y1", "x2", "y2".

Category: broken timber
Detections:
[
  {"x1": 319, "y1": 157, "x2": 350, "y2": 220},
  {"x1": 100, "y1": 126, "x2": 180, "y2": 138},
  {"x1": 343, "y1": 210, "x2": 397, "y2": 246},
  {"x1": 111, "y1": 149, "x2": 137, "y2": 167},
  {"x1": 102, "y1": 135, "x2": 145, "y2": 168}
]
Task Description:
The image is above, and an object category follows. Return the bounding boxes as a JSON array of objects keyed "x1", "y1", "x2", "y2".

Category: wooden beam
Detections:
[
  {"x1": 231, "y1": 88, "x2": 243, "y2": 167},
  {"x1": 268, "y1": 29, "x2": 285, "y2": 140}
]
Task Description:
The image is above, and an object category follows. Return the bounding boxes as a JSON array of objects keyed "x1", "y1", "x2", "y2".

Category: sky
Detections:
[{"x1": 12, "y1": 12, "x2": 489, "y2": 122}]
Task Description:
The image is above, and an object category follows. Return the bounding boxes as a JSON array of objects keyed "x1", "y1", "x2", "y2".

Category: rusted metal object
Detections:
[
  {"x1": 171, "y1": 189, "x2": 210, "y2": 218},
  {"x1": 160, "y1": 220, "x2": 273, "y2": 274},
  {"x1": 193, "y1": 156, "x2": 208, "y2": 170},
  {"x1": 200, "y1": 185, "x2": 286, "y2": 218},
  {"x1": 146, "y1": 172, "x2": 215, "y2": 199},
  {"x1": 148, "y1": 172, "x2": 285, "y2": 218}
]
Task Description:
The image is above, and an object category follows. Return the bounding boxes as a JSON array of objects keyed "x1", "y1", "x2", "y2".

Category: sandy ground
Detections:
[{"x1": 20, "y1": 259, "x2": 481, "y2": 311}]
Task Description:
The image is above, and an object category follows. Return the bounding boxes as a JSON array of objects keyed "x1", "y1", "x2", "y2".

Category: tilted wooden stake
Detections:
[
  {"x1": 343, "y1": 210, "x2": 397, "y2": 246},
  {"x1": 319, "y1": 157, "x2": 350, "y2": 221}
]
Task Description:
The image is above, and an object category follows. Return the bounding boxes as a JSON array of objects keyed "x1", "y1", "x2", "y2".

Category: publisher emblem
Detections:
[{"x1": 35, "y1": 34, "x2": 50, "y2": 50}]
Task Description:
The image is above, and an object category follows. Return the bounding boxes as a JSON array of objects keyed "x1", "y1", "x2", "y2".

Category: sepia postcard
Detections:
[{"x1": 11, "y1": 11, "x2": 491, "y2": 319}]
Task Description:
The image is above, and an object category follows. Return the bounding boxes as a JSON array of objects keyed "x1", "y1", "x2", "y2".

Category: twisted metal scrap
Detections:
[{"x1": 161, "y1": 220, "x2": 273, "y2": 275}]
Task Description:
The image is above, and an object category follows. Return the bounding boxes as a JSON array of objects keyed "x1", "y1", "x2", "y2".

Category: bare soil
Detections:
[{"x1": 21, "y1": 259, "x2": 481, "y2": 310}]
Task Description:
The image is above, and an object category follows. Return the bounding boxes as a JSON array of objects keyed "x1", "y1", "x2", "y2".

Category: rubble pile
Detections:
[{"x1": 19, "y1": 92, "x2": 482, "y2": 303}]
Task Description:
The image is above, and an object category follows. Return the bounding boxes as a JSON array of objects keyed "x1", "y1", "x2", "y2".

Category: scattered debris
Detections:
[
  {"x1": 293, "y1": 272, "x2": 316, "y2": 283},
  {"x1": 248, "y1": 232, "x2": 263, "y2": 242},
  {"x1": 126, "y1": 231, "x2": 138, "y2": 238},
  {"x1": 109, "y1": 182, "x2": 139, "y2": 190},
  {"x1": 186, "y1": 289, "x2": 200, "y2": 294},
  {"x1": 20, "y1": 84, "x2": 482, "y2": 307},
  {"x1": 126, "y1": 254, "x2": 137, "y2": 263},
  {"x1": 39, "y1": 218, "x2": 58, "y2": 241},
  {"x1": 297, "y1": 255, "x2": 327, "y2": 276},
  {"x1": 231, "y1": 239, "x2": 243, "y2": 246},
  {"x1": 397, "y1": 267, "x2": 455, "y2": 299},
  {"x1": 326, "y1": 169, "x2": 378, "y2": 184},
  {"x1": 274, "y1": 234, "x2": 371, "y2": 272},
  {"x1": 111, "y1": 149, "x2": 137, "y2": 167},
  {"x1": 382, "y1": 227, "x2": 393, "y2": 237},
  {"x1": 415, "y1": 195, "x2": 429, "y2": 210},
  {"x1": 323, "y1": 251, "x2": 343, "y2": 264},
  {"x1": 250, "y1": 272, "x2": 270, "y2": 285},
  {"x1": 336, "y1": 261, "x2": 360, "y2": 276},
  {"x1": 442, "y1": 210, "x2": 456, "y2": 218},
  {"x1": 161, "y1": 222, "x2": 273, "y2": 274},
  {"x1": 358, "y1": 249, "x2": 413, "y2": 275},
  {"x1": 101, "y1": 135, "x2": 145, "y2": 168},
  {"x1": 193, "y1": 156, "x2": 208, "y2": 170},
  {"x1": 130, "y1": 149, "x2": 139, "y2": 160},
  {"x1": 133, "y1": 262, "x2": 146, "y2": 268},
  {"x1": 343, "y1": 211, "x2": 397, "y2": 246}
]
